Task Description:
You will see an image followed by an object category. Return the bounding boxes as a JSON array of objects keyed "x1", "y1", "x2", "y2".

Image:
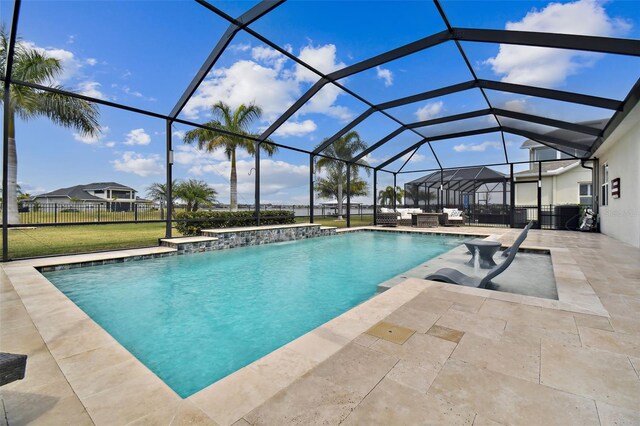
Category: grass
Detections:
[
  {"x1": 295, "y1": 215, "x2": 374, "y2": 228},
  {"x1": 2, "y1": 223, "x2": 180, "y2": 259},
  {"x1": 2, "y1": 216, "x2": 374, "y2": 259}
]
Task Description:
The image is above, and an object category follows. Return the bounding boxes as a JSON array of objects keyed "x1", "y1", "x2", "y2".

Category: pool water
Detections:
[{"x1": 44, "y1": 231, "x2": 465, "y2": 397}]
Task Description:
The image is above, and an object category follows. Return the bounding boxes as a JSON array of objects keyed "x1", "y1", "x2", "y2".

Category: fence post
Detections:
[
  {"x1": 134, "y1": 203, "x2": 138, "y2": 222},
  {"x1": 54, "y1": 203, "x2": 58, "y2": 223},
  {"x1": 98, "y1": 204, "x2": 101, "y2": 222}
]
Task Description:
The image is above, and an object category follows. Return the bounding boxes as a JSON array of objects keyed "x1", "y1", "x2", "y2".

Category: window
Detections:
[
  {"x1": 533, "y1": 147, "x2": 556, "y2": 161},
  {"x1": 601, "y1": 163, "x2": 609, "y2": 206},
  {"x1": 579, "y1": 183, "x2": 592, "y2": 206},
  {"x1": 112, "y1": 190, "x2": 132, "y2": 199},
  {"x1": 94, "y1": 190, "x2": 104, "y2": 194}
]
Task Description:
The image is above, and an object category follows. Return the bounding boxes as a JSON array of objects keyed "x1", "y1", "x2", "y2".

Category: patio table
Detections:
[
  {"x1": 411, "y1": 213, "x2": 440, "y2": 228},
  {"x1": 464, "y1": 239, "x2": 502, "y2": 269}
]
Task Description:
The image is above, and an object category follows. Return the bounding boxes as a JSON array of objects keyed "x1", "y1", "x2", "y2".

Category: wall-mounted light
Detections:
[{"x1": 538, "y1": 180, "x2": 542, "y2": 188}]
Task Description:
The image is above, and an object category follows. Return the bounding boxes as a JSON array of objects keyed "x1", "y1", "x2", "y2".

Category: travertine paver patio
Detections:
[{"x1": 1, "y1": 227, "x2": 639, "y2": 425}]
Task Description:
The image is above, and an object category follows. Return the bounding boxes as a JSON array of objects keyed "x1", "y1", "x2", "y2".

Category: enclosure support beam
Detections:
[
  {"x1": 453, "y1": 28, "x2": 640, "y2": 57},
  {"x1": 169, "y1": 1, "x2": 283, "y2": 119},
  {"x1": 393, "y1": 174, "x2": 397, "y2": 210},
  {"x1": 590, "y1": 78, "x2": 640, "y2": 155},
  {"x1": 509, "y1": 164, "x2": 515, "y2": 228},
  {"x1": 3, "y1": 0, "x2": 21, "y2": 262},
  {"x1": 165, "y1": 120, "x2": 173, "y2": 238},
  {"x1": 346, "y1": 163, "x2": 351, "y2": 228},
  {"x1": 537, "y1": 161, "x2": 543, "y2": 230},
  {"x1": 373, "y1": 170, "x2": 378, "y2": 225},
  {"x1": 502, "y1": 178, "x2": 507, "y2": 224},
  {"x1": 309, "y1": 154, "x2": 314, "y2": 223},
  {"x1": 255, "y1": 142, "x2": 261, "y2": 226}
]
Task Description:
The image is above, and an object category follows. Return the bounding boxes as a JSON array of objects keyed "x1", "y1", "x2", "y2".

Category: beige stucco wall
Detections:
[
  {"x1": 553, "y1": 166, "x2": 592, "y2": 205},
  {"x1": 594, "y1": 103, "x2": 640, "y2": 248},
  {"x1": 514, "y1": 177, "x2": 553, "y2": 205},
  {"x1": 514, "y1": 165, "x2": 592, "y2": 206}
]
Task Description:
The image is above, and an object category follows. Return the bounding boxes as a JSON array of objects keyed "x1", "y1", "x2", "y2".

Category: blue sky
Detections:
[{"x1": 4, "y1": 0, "x2": 640, "y2": 204}]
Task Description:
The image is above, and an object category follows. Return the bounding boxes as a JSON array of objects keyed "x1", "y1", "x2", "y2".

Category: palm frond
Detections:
[{"x1": 38, "y1": 89, "x2": 100, "y2": 136}]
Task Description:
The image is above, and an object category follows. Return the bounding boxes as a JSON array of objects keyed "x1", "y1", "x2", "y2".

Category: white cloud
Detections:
[
  {"x1": 486, "y1": 0, "x2": 631, "y2": 87},
  {"x1": 376, "y1": 66, "x2": 393, "y2": 87},
  {"x1": 295, "y1": 44, "x2": 345, "y2": 83},
  {"x1": 273, "y1": 119, "x2": 317, "y2": 137},
  {"x1": 124, "y1": 128, "x2": 151, "y2": 146},
  {"x1": 251, "y1": 46, "x2": 286, "y2": 71},
  {"x1": 189, "y1": 158, "x2": 310, "y2": 203},
  {"x1": 105, "y1": 141, "x2": 116, "y2": 148},
  {"x1": 184, "y1": 43, "x2": 354, "y2": 125},
  {"x1": 503, "y1": 99, "x2": 528, "y2": 113},
  {"x1": 172, "y1": 130, "x2": 186, "y2": 140},
  {"x1": 183, "y1": 60, "x2": 299, "y2": 122},
  {"x1": 230, "y1": 43, "x2": 251, "y2": 52},
  {"x1": 112, "y1": 152, "x2": 163, "y2": 176},
  {"x1": 453, "y1": 141, "x2": 502, "y2": 152},
  {"x1": 85, "y1": 58, "x2": 97, "y2": 66},
  {"x1": 73, "y1": 125, "x2": 110, "y2": 145},
  {"x1": 299, "y1": 83, "x2": 352, "y2": 121},
  {"x1": 401, "y1": 152, "x2": 427, "y2": 163},
  {"x1": 173, "y1": 145, "x2": 238, "y2": 165},
  {"x1": 77, "y1": 81, "x2": 107, "y2": 100},
  {"x1": 415, "y1": 101, "x2": 444, "y2": 121}
]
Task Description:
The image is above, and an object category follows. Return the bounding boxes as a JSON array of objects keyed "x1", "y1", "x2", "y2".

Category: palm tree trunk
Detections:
[
  {"x1": 230, "y1": 148, "x2": 238, "y2": 212},
  {"x1": 337, "y1": 180, "x2": 343, "y2": 221},
  {"x1": 6, "y1": 108, "x2": 19, "y2": 224}
]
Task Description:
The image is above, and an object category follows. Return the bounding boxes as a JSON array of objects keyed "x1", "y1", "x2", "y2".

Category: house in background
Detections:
[
  {"x1": 513, "y1": 119, "x2": 608, "y2": 207},
  {"x1": 29, "y1": 182, "x2": 142, "y2": 212}
]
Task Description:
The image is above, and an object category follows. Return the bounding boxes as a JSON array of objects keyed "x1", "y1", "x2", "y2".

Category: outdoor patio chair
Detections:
[
  {"x1": 439, "y1": 208, "x2": 465, "y2": 226},
  {"x1": 424, "y1": 223, "x2": 531, "y2": 288},
  {"x1": 376, "y1": 208, "x2": 398, "y2": 227},
  {"x1": 501, "y1": 221, "x2": 535, "y2": 257}
]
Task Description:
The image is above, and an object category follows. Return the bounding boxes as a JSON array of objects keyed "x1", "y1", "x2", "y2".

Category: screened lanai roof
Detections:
[
  {"x1": 405, "y1": 166, "x2": 508, "y2": 196},
  {"x1": 2, "y1": 0, "x2": 640, "y2": 176}
]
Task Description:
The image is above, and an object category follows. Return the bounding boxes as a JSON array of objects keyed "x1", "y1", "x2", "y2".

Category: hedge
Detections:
[{"x1": 174, "y1": 210, "x2": 296, "y2": 236}]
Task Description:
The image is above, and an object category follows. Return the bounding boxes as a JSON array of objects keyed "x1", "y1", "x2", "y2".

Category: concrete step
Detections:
[{"x1": 160, "y1": 236, "x2": 218, "y2": 249}]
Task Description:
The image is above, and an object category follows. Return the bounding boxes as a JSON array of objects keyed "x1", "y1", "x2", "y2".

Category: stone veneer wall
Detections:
[{"x1": 163, "y1": 225, "x2": 337, "y2": 254}]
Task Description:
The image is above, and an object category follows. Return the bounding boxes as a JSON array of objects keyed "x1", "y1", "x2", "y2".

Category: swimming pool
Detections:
[{"x1": 44, "y1": 231, "x2": 465, "y2": 397}]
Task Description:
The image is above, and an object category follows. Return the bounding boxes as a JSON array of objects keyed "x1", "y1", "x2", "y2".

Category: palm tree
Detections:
[
  {"x1": 315, "y1": 131, "x2": 370, "y2": 220},
  {"x1": 1, "y1": 28, "x2": 101, "y2": 224},
  {"x1": 146, "y1": 180, "x2": 179, "y2": 220},
  {"x1": 315, "y1": 168, "x2": 368, "y2": 212},
  {"x1": 183, "y1": 102, "x2": 277, "y2": 212},
  {"x1": 174, "y1": 179, "x2": 217, "y2": 212},
  {"x1": 378, "y1": 186, "x2": 404, "y2": 207}
]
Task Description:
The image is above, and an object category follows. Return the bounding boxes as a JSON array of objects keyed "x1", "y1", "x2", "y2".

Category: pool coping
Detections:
[{"x1": 0, "y1": 225, "x2": 608, "y2": 425}]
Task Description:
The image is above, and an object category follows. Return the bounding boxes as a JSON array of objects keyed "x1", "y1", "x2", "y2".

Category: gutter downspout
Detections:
[
  {"x1": 581, "y1": 158, "x2": 599, "y2": 232},
  {"x1": 581, "y1": 159, "x2": 596, "y2": 214}
]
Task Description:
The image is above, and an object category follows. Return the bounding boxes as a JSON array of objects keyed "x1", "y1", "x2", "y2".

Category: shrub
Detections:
[{"x1": 174, "y1": 210, "x2": 295, "y2": 236}]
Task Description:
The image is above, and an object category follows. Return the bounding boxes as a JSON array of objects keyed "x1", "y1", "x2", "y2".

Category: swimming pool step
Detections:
[{"x1": 160, "y1": 236, "x2": 219, "y2": 253}]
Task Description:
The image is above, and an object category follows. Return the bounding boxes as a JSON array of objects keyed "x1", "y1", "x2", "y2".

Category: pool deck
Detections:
[{"x1": 1, "y1": 226, "x2": 640, "y2": 425}]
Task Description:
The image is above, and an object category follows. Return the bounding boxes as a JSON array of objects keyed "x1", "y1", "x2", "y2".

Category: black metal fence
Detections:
[
  {"x1": 9, "y1": 203, "x2": 163, "y2": 225},
  {"x1": 400, "y1": 203, "x2": 582, "y2": 230},
  {"x1": 3, "y1": 202, "x2": 376, "y2": 226}
]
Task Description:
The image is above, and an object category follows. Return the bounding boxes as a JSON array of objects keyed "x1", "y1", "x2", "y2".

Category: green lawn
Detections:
[
  {"x1": 2, "y1": 217, "x2": 374, "y2": 259},
  {"x1": 295, "y1": 215, "x2": 374, "y2": 228},
  {"x1": 2, "y1": 223, "x2": 179, "y2": 259}
]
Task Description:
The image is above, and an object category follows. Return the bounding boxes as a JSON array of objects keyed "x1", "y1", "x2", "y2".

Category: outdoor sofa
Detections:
[{"x1": 439, "y1": 208, "x2": 465, "y2": 226}]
